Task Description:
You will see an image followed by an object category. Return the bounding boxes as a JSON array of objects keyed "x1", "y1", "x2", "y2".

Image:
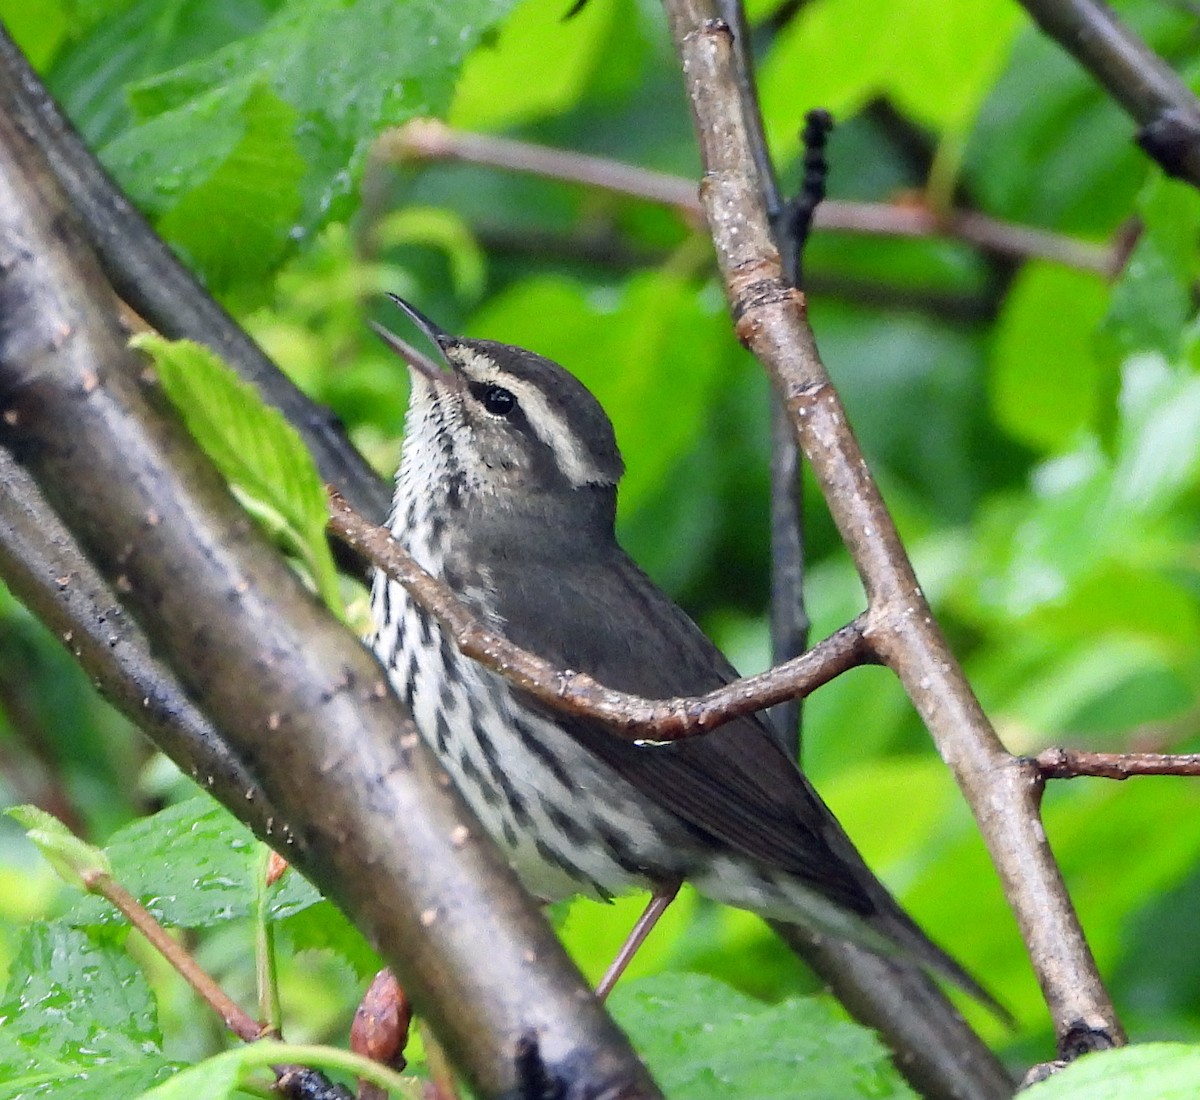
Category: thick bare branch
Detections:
[
  {"x1": 662, "y1": 0, "x2": 1123, "y2": 1055},
  {"x1": 0, "y1": 103, "x2": 659, "y2": 1100},
  {"x1": 381, "y1": 119, "x2": 1118, "y2": 274},
  {"x1": 329, "y1": 491, "x2": 869, "y2": 736},
  {"x1": 1018, "y1": 0, "x2": 1200, "y2": 188},
  {"x1": 0, "y1": 445, "x2": 289, "y2": 841},
  {"x1": 0, "y1": 24, "x2": 391, "y2": 523}
]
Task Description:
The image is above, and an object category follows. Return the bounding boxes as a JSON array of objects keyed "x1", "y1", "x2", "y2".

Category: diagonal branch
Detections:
[
  {"x1": 0, "y1": 98, "x2": 660, "y2": 1100},
  {"x1": 329, "y1": 491, "x2": 869, "y2": 736},
  {"x1": 0, "y1": 445, "x2": 289, "y2": 843},
  {"x1": 662, "y1": 0, "x2": 1122, "y2": 1060}
]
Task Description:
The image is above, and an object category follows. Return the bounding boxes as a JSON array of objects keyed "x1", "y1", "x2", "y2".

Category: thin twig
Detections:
[
  {"x1": 1036, "y1": 748, "x2": 1200, "y2": 780},
  {"x1": 379, "y1": 119, "x2": 1118, "y2": 274},
  {"x1": 80, "y1": 869, "x2": 357, "y2": 1100},
  {"x1": 328, "y1": 490, "x2": 871, "y2": 736},
  {"x1": 82, "y1": 869, "x2": 262, "y2": 1041}
]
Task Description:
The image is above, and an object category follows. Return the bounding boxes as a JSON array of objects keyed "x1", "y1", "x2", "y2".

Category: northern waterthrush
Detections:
[{"x1": 368, "y1": 295, "x2": 988, "y2": 1004}]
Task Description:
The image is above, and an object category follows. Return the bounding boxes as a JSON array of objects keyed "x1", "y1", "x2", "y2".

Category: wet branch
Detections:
[
  {"x1": 0, "y1": 94, "x2": 660, "y2": 1100},
  {"x1": 1036, "y1": 748, "x2": 1200, "y2": 780},
  {"x1": 329, "y1": 491, "x2": 869, "y2": 736}
]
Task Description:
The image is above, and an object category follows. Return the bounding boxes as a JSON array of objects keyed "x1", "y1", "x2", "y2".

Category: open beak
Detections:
[{"x1": 369, "y1": 294, "x2": 457, "y2": 384}]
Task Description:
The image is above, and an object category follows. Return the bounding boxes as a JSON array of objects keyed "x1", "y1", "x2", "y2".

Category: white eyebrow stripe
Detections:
[{"x1": 457, "y1": 349, "x2": 614, "y2": 487}]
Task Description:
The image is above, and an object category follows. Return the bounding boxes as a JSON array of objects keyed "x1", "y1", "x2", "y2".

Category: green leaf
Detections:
[
  {"x1": 450, "y1": 0, "x2": 625, "y2": 131},
  {"x1": 71, "y1": 0, "x2": 519, "y2": 290},
  {"x1": 809, "y1": 300, "x2": 1004, "y2": 522},
  {"x1": 64, "y1": 795, "x2": 321, "y2": 930},
  {"x1": 759, "y1": 0, "x2": 1022, "y2": 154},
  {"x1": 1111, "y1": 354, "x2": 1200, "y2": 519},
  {"x1": 64, "y1": 796, "x2": 257, "y2": 928},
  {"x1": 990, "y1": 263, "x2": 1110, "y2": 452},
  {"x1": 133, "y1": 1050, "x2": 244, "y2": 1100},
  {"x1": 971, "y1": 352, "x2": 1200, "y2": 627},
  {"x1": 44, "y1": 0, "x2": 280, "y2": 150},
  {"x1": 1022, "y1": 1043, "x2": 1200, "y2": 1099},
  {"x1": 0, "y1": 923, "x2": 168, "y2": 1084},
  {"x1": 1, "y1": 0, "x2": 69, "y2": 69},
  {"x1": 154, "y1": 82, "x2": 306, "y2": 289},
  {"x1": 1103, "y1": 177, "x2": 1200, "y2": 361},
  {"x1": 276, "y1": 898, "x2": 382, "y2": 980},
  {"x1": 608, "y1": 973, "x2": 917, "y2": 1099},
  {"x1": 0, "y1": 1061, "x2": 178, "y2": 1100},
  {"x1": 133, "y1": 333, "x2": 344, "y2": 617},
  {"x1": 6, "y1": 804, "x2": 112, "y2": 888}
]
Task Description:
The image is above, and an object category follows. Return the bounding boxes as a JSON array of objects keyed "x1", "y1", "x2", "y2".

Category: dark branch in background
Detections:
[
  {"x1": 712, "y1": 0, "x2": 810, "y2": 761},
  {"x1": 1018, "y1": 0, "x2": 1200, "y2": 188},
  {"x1": 663, "y1": 0, "x2": 1123, "y2": 1070},
  {"x1": 0, "y1": 446, "x2": 288, "y2": 844},
  {"x1": 766, "y1": 106, "x2": 835, "y2": 749},
  {"x1": 0, "y1": 25, "x2": 390, "y2": 524},
  {"x1": 379, "y1": 119, "x2": 1119, "y2": 274},
  {"x1": 0, "y1": 102, "x2": 660, "y2": 1100},
  {"x1": 329, "y1": 492, "x2": 868, "y2": 736}
]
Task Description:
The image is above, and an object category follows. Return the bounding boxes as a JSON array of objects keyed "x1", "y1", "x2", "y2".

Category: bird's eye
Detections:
[{"x1": 480, "y1": 384, "x2": 517, "y2": 417}]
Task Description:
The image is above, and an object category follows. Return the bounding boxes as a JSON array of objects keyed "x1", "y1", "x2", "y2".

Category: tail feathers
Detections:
[{"x1": 864, "y1": 892, "x2": 1013, "y2": 1024}]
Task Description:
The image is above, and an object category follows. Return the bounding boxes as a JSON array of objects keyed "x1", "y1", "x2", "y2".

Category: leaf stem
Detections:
[{"x1": 80, "y1": 868, "x2": 262, "y2": 1042}]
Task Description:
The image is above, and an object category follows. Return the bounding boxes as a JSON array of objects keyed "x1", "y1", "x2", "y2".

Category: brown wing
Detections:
[
  {"x1": 484, "y1": 545, "x2": 876, "y2": 914},
  {"x1": 470, "y1": 538, "x2": 1005, "y2": 1015}
]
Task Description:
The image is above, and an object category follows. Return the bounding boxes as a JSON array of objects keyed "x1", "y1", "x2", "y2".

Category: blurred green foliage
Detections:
[{"x1": 2, "y1": 0, "x2": 1200, "y2": 1094}]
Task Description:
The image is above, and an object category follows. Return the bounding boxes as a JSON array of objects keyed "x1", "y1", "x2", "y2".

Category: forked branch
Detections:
[{"x1": 662, "y1": 0, "x2": 1123, "y2": 1055}]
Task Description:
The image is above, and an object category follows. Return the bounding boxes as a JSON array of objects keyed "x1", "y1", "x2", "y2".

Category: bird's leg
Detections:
[{"x1": 594, "y1": 882, "x2": 681, "y2": 1001}]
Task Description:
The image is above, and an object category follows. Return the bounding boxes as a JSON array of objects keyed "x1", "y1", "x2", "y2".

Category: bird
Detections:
[{"x1": 367, "y1": 293, "x2": 993, "y2": 1006}]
